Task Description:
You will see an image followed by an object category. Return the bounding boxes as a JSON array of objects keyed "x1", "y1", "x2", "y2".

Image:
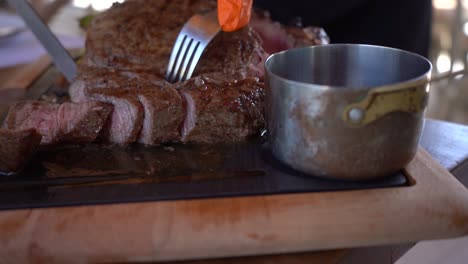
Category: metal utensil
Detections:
[
  {"x1": 165, "y1": 11, "x2": 220, "y2": 83},
  {"x1": 6, "y1": 0, "x2": 77, "y2": 82},
  {"x1": 265, "y1": 44, "x2": 432, "y2": 180}
]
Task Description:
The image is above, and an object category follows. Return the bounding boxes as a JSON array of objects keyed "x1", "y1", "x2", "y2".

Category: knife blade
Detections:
[{"x1": 6, "y1": 0, "x2": 77, "y2": 82}]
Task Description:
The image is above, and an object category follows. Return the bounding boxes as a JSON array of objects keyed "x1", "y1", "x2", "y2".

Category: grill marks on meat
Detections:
[
  {"x1": 3, "y1": 101, "x2": 112, "y2": 145},
  {"x1": 0, "y1": 129, "x2": 41, "y2": 174},
  {"x1": 177, "y1": 73, "x2": 265, "y2": 143},
  {"x1": 138, "y1": 88, "x2": 184, "y2": 145}
]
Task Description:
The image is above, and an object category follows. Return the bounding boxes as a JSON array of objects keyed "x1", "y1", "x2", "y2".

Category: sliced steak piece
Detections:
[
  {"x1": 0, "y1": 129, "x2": 42, "y2": 174},
  {"x1": 137, "y1": 88, "x2": 184, "y2": 145},
  {"x1": 57, "y1": 101, "x2": 113, "y2": 143},
  {"x1": 3, "y1": 101, "x2": 112, "y2": 145},
  {"x1": 3, "y1": 101, "x2": 59, "y2": 144},
  {"x1": 88, "y1": 89, "x2": 144, "y2": 145},
  {"x1": 177, "y1": 73, "x2": 265, "y2": 144},
  {"x1": 70, "y1": 68, "x2": 174, "y2": 145}
]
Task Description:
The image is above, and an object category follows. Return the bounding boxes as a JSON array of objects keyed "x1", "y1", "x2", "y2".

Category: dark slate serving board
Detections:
[{"x1": 0, "y1": 66, "x2": 408, "y2": 211}]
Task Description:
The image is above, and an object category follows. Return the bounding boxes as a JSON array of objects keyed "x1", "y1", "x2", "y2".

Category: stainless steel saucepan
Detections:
[{"x1": 264, "y1": 44, "x2": 432, "y2": 180}]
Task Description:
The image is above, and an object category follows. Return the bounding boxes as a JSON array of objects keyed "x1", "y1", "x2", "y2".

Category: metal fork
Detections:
[{"x1": 165, "y1": 11, "x2": 220, "y2": 83}]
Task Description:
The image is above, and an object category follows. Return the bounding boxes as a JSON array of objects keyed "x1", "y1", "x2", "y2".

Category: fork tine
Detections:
[
  {"x1": 178, "y1": 41, "x2": 201, "y2": 82},
  {"x1": 171, "y1": 38, "x2": 194, "y2": 83},
  {"x1": 183, "y1": 43, "x2": 205, "y2": 82},
  {"x1": 166, "y1": 11, "x2": 220, "y2": 83},
  {"x1": 166, "y1": 34, "x2": 188, "y2": 82}
]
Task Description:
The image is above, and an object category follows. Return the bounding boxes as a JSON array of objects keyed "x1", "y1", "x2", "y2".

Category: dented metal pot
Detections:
[{"x1": 264, "y1": 44, "x2": 432, "y2": 180}]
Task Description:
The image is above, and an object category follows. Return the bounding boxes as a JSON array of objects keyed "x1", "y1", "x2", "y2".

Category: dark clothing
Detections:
[{"x1": 254, "y1": 0, "x2": 432, "y2": 57}]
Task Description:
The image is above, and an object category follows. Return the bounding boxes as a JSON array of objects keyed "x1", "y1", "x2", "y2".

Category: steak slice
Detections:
[
  {"x1": 70, "y1": 67, "x2": 176, "y2": 145},
  {"x1": 88, "y1": 89, "x2": 144, "y2": 145},
  {"x1": 57, "y1": 101, "x2": 113, "y2": 143},
  {"x1": 137, "y1": 88, "x2": 184, "y2": 145},
  {"x1": 3, "y1": 101, "x2": 112, "y2": 145},
  {"x1": 177, "y1": 73, "x2": 265, "y2": 143},
  {"x1": 0, "y1": 129, "x2": 42, "y2": 174},
  {"x1": 3, "y1": 101, "x2": 59, "y2": 144}
]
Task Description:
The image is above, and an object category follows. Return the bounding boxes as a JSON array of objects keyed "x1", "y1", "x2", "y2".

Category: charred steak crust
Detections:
[
  {"x1": 3, "y1": 101, "x2": 112, "y2": 145},
  {"x1": 83, "y1": 0, "x2": 217, "y2": 76},
  {"x1": 177, "y1": 73, "x2": 265, "y2": 143},
  {"x1": 194, "y1": 27, "x2": 269, "y2": 77},
  {"x1": 70, "y1": 66, "x2": 167, "y2": 103},
  {"x1": 82, "y1": 0, "x2": 267, "y2": 78},
  {"x1": 0, "y1": 129, "x2": 42, "y2": 174}
]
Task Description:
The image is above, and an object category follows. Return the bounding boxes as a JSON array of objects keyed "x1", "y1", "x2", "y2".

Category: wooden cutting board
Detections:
[
  {"x1": 0, "y1": 56, "x2": 467, "y2": 263},
  {"x1": 0, "y1": 148, "x2": 467, "y2": 263}
]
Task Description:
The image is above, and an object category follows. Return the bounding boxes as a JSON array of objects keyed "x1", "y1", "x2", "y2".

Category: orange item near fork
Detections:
[{"x1": 217, "y1": 0, "x2": 253, "y2": 32}]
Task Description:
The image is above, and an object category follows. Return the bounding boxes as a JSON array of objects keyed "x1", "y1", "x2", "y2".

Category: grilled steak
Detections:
[
  {"x1": 0, "y1": 129, "x2": 42, "y2": 174},
  {"x1": 62, "y1": 0, "x2": 328, "y2": 146},
  {"x1": 176, "y1": 73, "x2": 264, "y2": 143},
  {"x1": 3, "y1": 101, "x2": 112, "y2": 145},
  {"x1": 82, "y1": 0, "x2": 268, "y2": 78},
  {"x1": 138, "y1": 88, "x2": 184, "y2": 145}
]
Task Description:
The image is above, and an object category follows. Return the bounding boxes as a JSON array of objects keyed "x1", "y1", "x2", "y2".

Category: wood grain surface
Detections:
[{"x1": 0, "y1": 149, "x2": 467, "y2": 263}]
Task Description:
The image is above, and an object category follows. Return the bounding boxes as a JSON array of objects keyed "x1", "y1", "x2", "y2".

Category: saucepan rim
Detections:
[{"x1": 264, "y1": 43, "x2": 433, "y2": 91}]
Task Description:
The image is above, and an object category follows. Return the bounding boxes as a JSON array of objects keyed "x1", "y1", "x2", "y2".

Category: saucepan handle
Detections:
[{"x1": 342, "y1": 79, "x2": 430, "y2": 127}]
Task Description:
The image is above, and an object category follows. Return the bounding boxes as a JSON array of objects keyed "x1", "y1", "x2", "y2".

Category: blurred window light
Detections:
[
  {"x1": 91, "y1": 0, "x2": 124, "y2": 11},
  {"x1": 436, "y1": 52, "x2": 451, "y2": 73},
  {"x1": 463, "y1": 22, "x2": 468, "y2": 36},
  {"x1": 453, "y1": 60, "x2": 465, "y2": 79},
  {"x1": 453, "y1": 60, "x2": 464, "y2": 71},
  {"x1": 73, "y1": 0, "x2": 125, "y2": 10},
  {"x1": 73, "y1": 0, "x2": 91, "y2": 8},
  {"x1": 433, "y1": 0, "x2": 456, "y2": 9}
]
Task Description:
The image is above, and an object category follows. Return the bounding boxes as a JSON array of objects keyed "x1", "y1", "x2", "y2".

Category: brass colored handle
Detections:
[{"x1": 342, "y1": 81, "x2": 430, "y2": 127}]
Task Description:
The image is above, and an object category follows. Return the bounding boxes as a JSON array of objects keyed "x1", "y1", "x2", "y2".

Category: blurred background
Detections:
[{"x1": 0, "y1": 0, "x2": 467, "y2": 125}]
